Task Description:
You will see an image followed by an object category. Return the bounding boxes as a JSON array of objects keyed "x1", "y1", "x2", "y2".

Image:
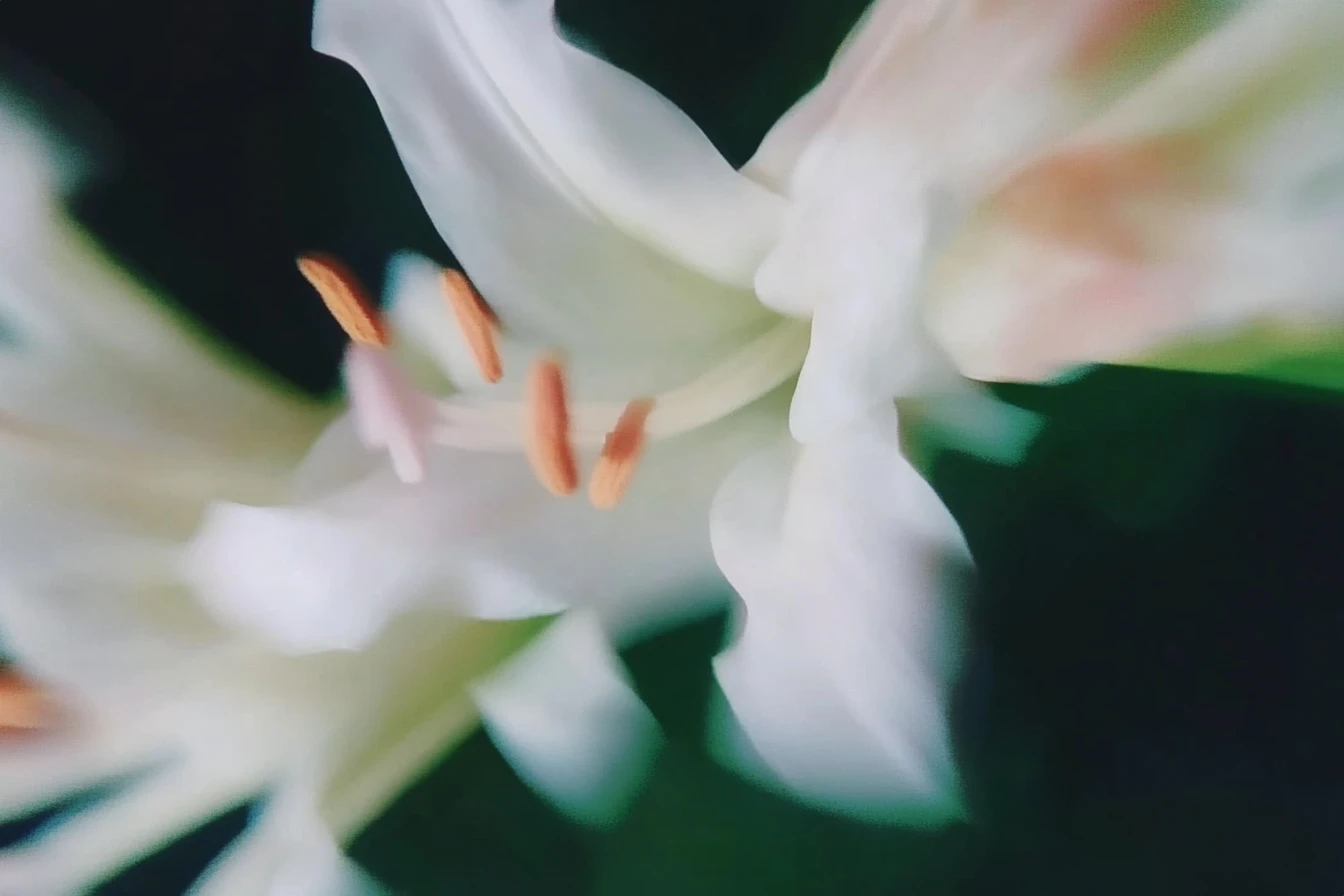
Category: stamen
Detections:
[
  {"x1": 430, "y1": 319, "x2": 811, "y2": 452},
  {"x1": 296, "y1": 253, "x2": 388, "y2": 347},
  {"x1": 0, "y1": 669, "x2": 51, "y2": 732},
  {"x1": 345, "y1": 344, "x2": 429, "y2": 484},
  {"x1": 524, "y1": 355, "x2": 578, "y2": 496},
  {"x1": 589, "y1": 398, "x2": 655, "y2": 510},
  {"x1": 440, "y1": 269, "x2": 503, "y2": 384}
]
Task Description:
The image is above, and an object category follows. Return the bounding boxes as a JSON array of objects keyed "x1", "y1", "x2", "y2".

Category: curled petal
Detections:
[
  {"x1": 314, "y1": 0, "x2": 778, "y2": 351},
  {"x1": 709, "y1": 408, "x2": 969, "y2": 823}
]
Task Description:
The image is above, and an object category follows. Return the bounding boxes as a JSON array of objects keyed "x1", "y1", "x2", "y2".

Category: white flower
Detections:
[
  {"x1": 750, "y1": 0, "x2": 1344, "y2": 410},
  {"x1": 184, "y1": 0, "x2": 974, "y2": 826},
  {"x1": 0, "y1": 108, "x2": 556, "y2": 894}
]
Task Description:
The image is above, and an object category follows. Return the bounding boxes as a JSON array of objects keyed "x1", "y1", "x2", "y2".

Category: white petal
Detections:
[
  {"x1": 384, "y1": 251, "x2": 753, "y2": 402},
  {"x1": 314, "y1": 0, "x2": 778, "y2": 350},
  {"x1": 0, "y1": 448, "x2": 235, "y2": 693},
  {"x1": 183, "y1": 493, "x2": 443, "y2": 653},
  {"x1": 765, "y1": 179, "x2": 958, "y2": 441},
  {"x1": 0, "y1": 714, "x2": 162, "y2": 822},
  {"x1": 0, "y1": 764, "x2": 260, "y2": 895},
  {"x1": 471, "y1": 610, "x2": 659, "y2": 825},
  {"x1": 192, "y1": 789, "x2": 388, "y2": 896},
  {"x1": 748, "y1": 0, "x2": 1235, "y2": 411},
  {"x1": 749, "y1": 0, "x2": 1082, "y2": 195},
  {"x1": 0, "y1": 106, "x2": 329, "y2": 686},
  {"x1": 0, "y1": 206, "x2": 326, "y2": 472},
  {"x1": 709, "y1": 408, "x2": 968, "y2": 823},
  {"x1": 897, "y1": 387, "x2": 1044, "y2": 467},
  {"x1": 311, "y1": 614, "x2": 539, "y2": 839},
  {"x1": 187, "y1": 388, "x2": 787, "y2": 652},
  {"x1": 926, "y1": 0, "x2": 1344, "y2": 384}
]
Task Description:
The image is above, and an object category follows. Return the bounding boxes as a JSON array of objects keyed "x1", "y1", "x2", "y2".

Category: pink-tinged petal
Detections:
[
  {"x1": 747, "y1": 0, "x2": 1221, "y2": 199},
  {"x1": 748, "y1": 0, "x2": 1228, "y2": 440},
  {"x1": 927, "y1": 0, "x2": 1344, "y2": 384}
]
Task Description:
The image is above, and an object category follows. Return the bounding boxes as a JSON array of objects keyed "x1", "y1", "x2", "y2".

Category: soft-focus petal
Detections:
[
  {"x1": 471, "y1": 610, "x2": 660, "y2": 825},
  {"x1": 385, "y1": 252, "x2": 758, "y2": 403},
  {"x1": 897, "y1": 387, "x2": 1044, "y2": 467},
  {"x1": 312, "y1": 616, "x2": 541, "y2": 839},
  {"x1": 196, "y1": 617, "x2": 536, "y2": 895},
  {"x1": 927, "y1": 0, "x2": 1344, "y2": 384},
  {"x1": 709, "y1": 408, "x2": 969, "y2": 823},
  {"x1": 182, "y1": 496, "x2": 445, "y2": 653},
  {"x1": 0, "y1": 112, "x2": 327, "y2": 468},
  {"x1": 747, "y1": 0, "x2": 1225, "y2": 195},
  {"x1": 0, "y1": 764, "x2": 258, "y2": 895},
  {"x1": 0, "y1": 257, "x2": 330, "y2": 704},
  {"x1": 192, "y1": 791, "x2": 388, "y2": 896},
  {"x1": 749, "y1": 0, "x2": 1234, "y2": 431},
  {"x1": 186, "y1": 385, "x2": 788, "y2": 653},
  {"x1": 314, "y1": 0, "x2": 779, "y2": 351},
  {"x1": 0, "y1": 104, "x2": 329, "y2": 688},
  {"x1": 1, "y1": 609, "x2": 531, "y2": 893}
]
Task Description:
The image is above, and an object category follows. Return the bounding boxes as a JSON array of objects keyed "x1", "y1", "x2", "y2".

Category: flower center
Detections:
[{"x1": 299, "y1": 254, "x2": 807, "y2": 507}]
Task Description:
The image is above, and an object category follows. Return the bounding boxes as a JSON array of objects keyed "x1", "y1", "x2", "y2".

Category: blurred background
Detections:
[{"x1": 1, "y1": 0, "x2": 1342, "y2": 893}]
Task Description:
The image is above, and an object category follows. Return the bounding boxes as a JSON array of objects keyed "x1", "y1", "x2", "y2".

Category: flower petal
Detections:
[
  {"x1": 748, "y1": 0, "x2": 1234, "y2": 428},
  {"x1": 311, "y1": 616, "x2": 540, "y2": 839},
  {"x1": 2, "y1": 612, "x2": 525, "y2": 893},
  {"x1": 186, "y1": 386, "x2": 787, "y2": 653},
  {"x1": 0, "y1": 111, "x2": 327, "y2": 469},
  {"x1": 709, "y1": 408, "x2": 969, "y2": 823},
  {"x1": 0, "y1": 443, "x2": 238, "y2": 694},
  {"x1": 0, "y1": 763, "x2": 260, "y2": 895},
  {"x1": 0, "y1": 108, "x2": 332, "y2": 700},
  {"x1": 471, "y1": 610, "x2": 659, "y2": 825},
  {"x1": 182, "y1": 495, "x2": 444, "y2": 653},
  {"x1": 313, "y1": 0, "x2": 779, "y2": 350},
  {"x1": 927, "y1": 0, "x2": 1344, "y2": 384},
  {"x1": 385, "y1": 251, "x2": 754, "y2": 402},
  {"x1": 192, "y1": 784, "x2": 389, "y2": 896},
  {"x1": 767, "y1": 177, "x2": 958, "y2": 442},
  {"x1": 746, "y1": 0, "x2": 1221, "y2": 196}
]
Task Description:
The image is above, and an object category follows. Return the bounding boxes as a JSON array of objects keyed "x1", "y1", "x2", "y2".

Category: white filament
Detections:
[{"x1": 429, "y1": 319, "x2": 810, "y2": 451}]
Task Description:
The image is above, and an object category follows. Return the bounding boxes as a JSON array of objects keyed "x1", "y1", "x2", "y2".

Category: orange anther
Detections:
[
  {"x1": 297, "y1": 253, "x2": 388, "y2": 347},
  {"x1": 0, "y1": 669, "x2": 52, "y2": 733},
  {"x1": 589, "y1": 398, "x2": 655, "y2": 510},
  {"x1": 524, "y1": 355, "x2": 579, "y2": 496},
  {"x1": 440, "y1": 269, "x2": 503, "y2": 383}
]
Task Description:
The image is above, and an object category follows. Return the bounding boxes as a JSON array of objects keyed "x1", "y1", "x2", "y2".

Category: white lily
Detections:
[
  {"x1": 751, "y1": 0, "x2": 1344, "y2": 418},
  {"x1": 0, "y1": 108, "x2": 563, "y2": 894},
  {"x1": 185, "y1": 0, "x2": 974, "y2": 826}
]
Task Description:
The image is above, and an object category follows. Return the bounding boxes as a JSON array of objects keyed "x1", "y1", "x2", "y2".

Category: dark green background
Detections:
[{"x1": 1, "y1": 1, "x2": 1342, "y2": 893}]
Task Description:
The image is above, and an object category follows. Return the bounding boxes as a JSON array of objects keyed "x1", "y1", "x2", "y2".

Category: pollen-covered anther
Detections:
[
  {"x1": 296, "y1": 253, "x2": 389, "y2": 348},
  {"x1": 589, "y1": 398, "x2": 655, "y2": 510},
  {"x1": 524, "y1": 354, "x2": 579, "y2": 496},
  {"x1": 440, "y1": 269, "x2": 503, "y2": 383},
  {"x1": 0, "y1": 669, "x2": 53, "y2": 733}
]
